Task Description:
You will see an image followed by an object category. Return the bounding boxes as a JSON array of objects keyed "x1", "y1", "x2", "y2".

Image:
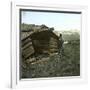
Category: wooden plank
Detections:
[
  {"x1": 22, "y1": 42, "x2": 33, "y2": 50},
  {"x1": 22, "y1": 38, "x2": 32, "y2": 46}
]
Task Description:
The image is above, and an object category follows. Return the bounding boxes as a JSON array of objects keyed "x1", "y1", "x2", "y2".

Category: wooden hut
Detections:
[{"x1": 21, "y1": 24, "x2": 60, "y2": 60}]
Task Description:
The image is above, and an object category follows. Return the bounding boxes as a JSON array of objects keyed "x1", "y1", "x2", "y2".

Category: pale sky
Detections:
[{"x1": 21, "y1": 10, "x2": 81, "y2": 31}]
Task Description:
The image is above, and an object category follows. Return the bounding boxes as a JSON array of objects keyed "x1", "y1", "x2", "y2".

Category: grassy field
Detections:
[{"x1": 21, "y1": 38, "x2": 80, "y2": 78}]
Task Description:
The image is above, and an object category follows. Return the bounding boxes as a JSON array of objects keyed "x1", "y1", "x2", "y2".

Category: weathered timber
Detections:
[
  {"x1": 30, "y1": 30, "x2": 59, "y2": 54},
  {"x1": 21, "y1": 24, "x2": 61, "y2": 61},
  {"x1": 21, "y1": 36, "x2": 35, "y2": 59}
]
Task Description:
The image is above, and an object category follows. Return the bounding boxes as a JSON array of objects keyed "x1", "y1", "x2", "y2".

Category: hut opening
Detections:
[{"x1": 30, "y1": 30, "x2": 59, "y2": 55}]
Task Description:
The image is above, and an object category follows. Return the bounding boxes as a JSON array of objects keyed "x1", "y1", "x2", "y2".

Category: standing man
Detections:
[{"x1": 58, "y1": 34, "x2": 64, "y2": 55}]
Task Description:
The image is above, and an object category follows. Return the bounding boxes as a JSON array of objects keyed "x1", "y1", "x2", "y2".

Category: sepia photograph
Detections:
[{"x1": 20, "y1": 9, "x2": 81, "y2": 79}]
